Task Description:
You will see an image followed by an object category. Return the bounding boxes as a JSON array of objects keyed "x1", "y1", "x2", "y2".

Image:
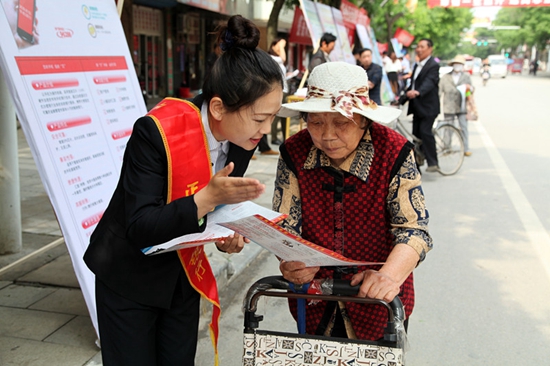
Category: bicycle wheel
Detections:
[{"x1": 434, "y1": 123, "x2": 464, "y2": 175}]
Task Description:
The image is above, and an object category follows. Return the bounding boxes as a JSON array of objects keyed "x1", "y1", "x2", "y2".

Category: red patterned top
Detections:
[{"x1": 274, "y1": 122, "x2": 432, "y2": 340}]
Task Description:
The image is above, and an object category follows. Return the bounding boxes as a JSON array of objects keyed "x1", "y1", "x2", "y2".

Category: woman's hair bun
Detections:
[{"x1": 218, "y1": 15, "x2": 260, "y2": 52}]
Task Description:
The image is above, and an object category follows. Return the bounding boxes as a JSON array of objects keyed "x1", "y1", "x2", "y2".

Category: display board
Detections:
[{"x1": 0, "y1": 0, "x2": 147, "y2": 335}]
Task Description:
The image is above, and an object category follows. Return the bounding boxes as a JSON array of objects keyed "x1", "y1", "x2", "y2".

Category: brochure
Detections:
[
  {"x1": 219, "y1": 215, "x2": 383, "y2": 267},
  {"x1": 141, "y1": 201, "x2": 286, "y2": 255}
]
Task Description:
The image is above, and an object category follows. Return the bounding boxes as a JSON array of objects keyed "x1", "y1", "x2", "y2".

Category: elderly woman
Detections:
[{"x1": 274, "y1": 62, "x2": 432, "y2": 341}]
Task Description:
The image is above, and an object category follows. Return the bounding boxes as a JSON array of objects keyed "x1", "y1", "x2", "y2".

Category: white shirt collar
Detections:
[
  {"x1": 201, "y1": 101, "x2": 230, "y2": 174},
  {"x1": 418, "y1": 56, "x2": 431, "y2": 67}
]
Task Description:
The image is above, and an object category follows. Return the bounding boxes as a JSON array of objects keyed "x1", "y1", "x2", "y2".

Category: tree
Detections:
[
  {"x1": 266, "y1": 0, "x2": 471, "y2": 60},
  {"x1": 493, "y1": 7, "x2": 550, "y2": 57},
  {"x1": 357, "y1": 0, "x2": 472, "y2": 59}
]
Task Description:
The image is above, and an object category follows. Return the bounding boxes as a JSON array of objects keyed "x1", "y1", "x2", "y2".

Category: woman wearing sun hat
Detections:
[
  {"x1": 439, "y1": 54, "x2": 474, "y2": 156},
  {"x1": 273, "y1": 61, "x2": 432, "y2": 340}
]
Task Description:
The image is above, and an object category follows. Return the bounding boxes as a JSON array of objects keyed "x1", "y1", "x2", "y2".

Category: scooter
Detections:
[{"x1": 481, "y1": 66, "x2": 490, "y2": 86}]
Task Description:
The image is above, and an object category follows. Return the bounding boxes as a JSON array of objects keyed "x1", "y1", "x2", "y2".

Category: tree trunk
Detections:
[
  {"x1": 267, "y1": 0, "x2": 286, "y2": 49},
  {"x1": 384, "y1": 11, "x2": 404, "y2": 53}
]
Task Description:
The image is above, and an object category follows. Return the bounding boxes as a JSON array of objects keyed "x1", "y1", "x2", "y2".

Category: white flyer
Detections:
[
  {"x1": 141, "y1": 201, "x2": 287, "y2": 255},
  {"x1": 219, "y1": 215, "x2": 383, "y2": 267}
]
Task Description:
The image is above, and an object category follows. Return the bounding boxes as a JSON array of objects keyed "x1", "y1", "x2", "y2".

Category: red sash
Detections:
[{"x1": 147, "y1": 98, "x2": 221, "y2": 365}]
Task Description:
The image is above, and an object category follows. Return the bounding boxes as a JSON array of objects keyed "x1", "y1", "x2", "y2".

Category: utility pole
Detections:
[{"x1": 0, "y1": 70, "x2": 22, "y2": 254}]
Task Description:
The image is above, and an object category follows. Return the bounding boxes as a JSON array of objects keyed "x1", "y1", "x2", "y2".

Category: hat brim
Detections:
[
  {"x1": 278, "y1": 99, "x2": 402, "y2": 125},
  {"x1": 448, "y1": 59, "x2": 465, "y2": 65}
]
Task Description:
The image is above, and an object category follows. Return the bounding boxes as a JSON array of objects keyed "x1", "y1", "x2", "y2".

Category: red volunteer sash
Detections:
[{"x1": 147, "y1": 98, "x2": 221, "y2": 366}]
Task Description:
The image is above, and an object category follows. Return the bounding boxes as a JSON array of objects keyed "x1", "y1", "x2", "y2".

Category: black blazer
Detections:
[
  {"x1": 84, "y1": 95, "x2": 255, "y2": 308},
  {"x1": 404, "y1": 56, "x2": 440, "y2": 118}
]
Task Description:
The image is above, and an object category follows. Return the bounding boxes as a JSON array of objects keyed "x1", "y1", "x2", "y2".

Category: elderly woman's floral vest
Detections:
[{"x1": 284, "y1": 122, "x2": 414, "y2": 340}]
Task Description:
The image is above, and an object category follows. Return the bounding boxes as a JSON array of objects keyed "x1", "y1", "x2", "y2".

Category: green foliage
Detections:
[
  {"x1": 355, "y1": 0, "x2": 472, "y2": 59},
  {"x1": 493, "y1": 7, "x2": 550, "y2": 52}
]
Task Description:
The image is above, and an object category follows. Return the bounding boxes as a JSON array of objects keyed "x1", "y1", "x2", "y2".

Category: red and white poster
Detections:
[{"x1": 0, "y1": 0, "x2": 147, "y2": 335}]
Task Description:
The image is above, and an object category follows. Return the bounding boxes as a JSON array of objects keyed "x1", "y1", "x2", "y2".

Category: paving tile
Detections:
[
  {"x1": 0, "y1": 284, "x2": 56, "y2": 308},
  {"x1": 0, "y1": 335, "x2": 98, "y2": 366},
  {"x1": 0, "y1": 234, "x2": 66, "y2": 282},
  {"x1": 0, "y1": 280, "x2": 11, "y2": 290},
  {"x1": 44, "y1": 315, "x2": 98, "y2": 349},
  {"x1": 18, "y1": 254, "x2": 79, "y2": 288},
  {"x1": 0, "y1": 307, "x2": 73, "y2": 340},
  {"x1": 30, "y1": 288, "x2": 89, "y2": 316}
]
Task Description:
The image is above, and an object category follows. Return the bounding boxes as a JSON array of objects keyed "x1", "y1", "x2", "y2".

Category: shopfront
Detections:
[{"x1": 133, "y1": 5, "x2": 165, "y2": 100}]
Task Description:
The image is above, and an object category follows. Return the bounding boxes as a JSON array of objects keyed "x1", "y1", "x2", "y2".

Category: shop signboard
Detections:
[{"x1": 0, "y1": 0, "x2": 147, "y2": 334}]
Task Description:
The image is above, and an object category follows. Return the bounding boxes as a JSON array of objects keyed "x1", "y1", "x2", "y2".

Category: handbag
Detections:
[{"x1": 466, "y1": 94, "x2": 478, "y2": 121}]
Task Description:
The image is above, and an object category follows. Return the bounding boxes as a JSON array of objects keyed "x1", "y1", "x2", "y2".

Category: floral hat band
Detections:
[
  {"x1": 306, "y1": 85, "x2": 377, "y2": 120},
  {"x1": 278, "y1": 62, "x2": 401, "y2": 125}
]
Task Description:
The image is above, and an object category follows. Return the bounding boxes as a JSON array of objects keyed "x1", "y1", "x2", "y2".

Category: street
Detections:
[{"x1": 195, "y1": 73, "x2": 550, "y2": 365}]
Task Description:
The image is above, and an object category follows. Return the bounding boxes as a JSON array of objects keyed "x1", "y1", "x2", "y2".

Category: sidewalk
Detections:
[{"x1": 0, "y1": 126, "x2": 283, "y2": 366}]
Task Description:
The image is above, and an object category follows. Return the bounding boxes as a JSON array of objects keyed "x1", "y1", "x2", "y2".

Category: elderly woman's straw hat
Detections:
[
  {"x1": 278, "y1": 62, "x2": 401, "y2": 124},
  {"x1": 448, "y1": 55, "x2": 466, "y2": 65}
]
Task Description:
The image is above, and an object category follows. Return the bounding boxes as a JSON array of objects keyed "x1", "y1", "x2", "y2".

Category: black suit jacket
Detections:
[
  {"x1": 404, "y1": 57, "x2": 440, "y2": 118},
  {"x1": 84, "y1": 95, "x2": 254, "y2": 308}
]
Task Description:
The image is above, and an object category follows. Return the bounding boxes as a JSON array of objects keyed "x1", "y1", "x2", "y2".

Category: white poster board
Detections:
[
  {"x1": 330, "y1": 7, "x2": 355, "y2": 65},
  {"x1": 313, "y1": 2, "x2": 343, "y2": 62},
  {"x1": 0, "y1": 0, "x2": 147, "y2": 335},
  {"x1": 299, "y1": 0, "x2": 324, "y2": 51}
]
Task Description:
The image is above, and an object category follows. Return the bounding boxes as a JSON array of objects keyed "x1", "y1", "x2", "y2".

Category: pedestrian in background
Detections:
[
  {"x1": 269, "y1": 37, "x2": 290, "y2": 145},
  {"x1": 84, "y1": 15, "x2": 284, "y2": 366},
  {"x1": 439, "y1": 55, "x2": 474, "y2": 157},
  {"x1": 385, "y1": 51, "x2": 402, "y2": 95},
  {"x1": 399, "y1": 38, "x2": 440, "y2": 172},
  {"x1": 358, "y1": 48, "x2": 382, "y2": 105},
  {"x1": 308, "y1": 32, "x2": 337, "y2": 75}
]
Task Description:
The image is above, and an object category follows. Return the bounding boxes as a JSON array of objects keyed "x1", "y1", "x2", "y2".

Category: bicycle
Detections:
[{"x1": 391, "y1": 115, "x2": 464, "y2": 176}]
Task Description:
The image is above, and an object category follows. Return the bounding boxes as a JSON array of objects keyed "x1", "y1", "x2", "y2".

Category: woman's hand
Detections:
[
  {"x1": 279, "y1": 260, "x2": 319, "y2": 285},
  {"x1": 215, "y1": 233, "x2": 249, "y2": 254},
  {"x1": 350, "y1": 270, "x2": 401, "y2": 303},
  {"x1": 194, "y1": 163, "x2": 265, "y2": 219}
]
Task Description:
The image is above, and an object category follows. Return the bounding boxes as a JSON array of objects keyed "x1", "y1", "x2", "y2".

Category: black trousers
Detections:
[
  {"x1": 96, "y1": 273, "x2": 200, "y2": 366},
  {"x1": 412, "y1": 114, "x2": 438, "y2": 167}
]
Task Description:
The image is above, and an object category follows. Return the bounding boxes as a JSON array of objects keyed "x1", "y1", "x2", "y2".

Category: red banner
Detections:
[
  {"x1": 428, "y1": 0, "x2": 550, "y2": 7},
  {"x1": 289, "y1": 7, "x2": 313, "y2": 46},
  {"x1": 378, "y1": 42, "x2": 388, "y2": 55},
  {"x1": 357, "y1": 8, "x2": 370, "y2": 27},
  {"x1": 394, "y1": 28, "x2": 415, "y2": 47},
  {"x1": 340, "y1": 0, "x2": 359, "y2": 30}
]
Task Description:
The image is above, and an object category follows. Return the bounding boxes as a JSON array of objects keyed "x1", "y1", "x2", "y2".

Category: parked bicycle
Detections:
[{"x1": 390, "y1": 115, "x2": 464, "y2": 176}]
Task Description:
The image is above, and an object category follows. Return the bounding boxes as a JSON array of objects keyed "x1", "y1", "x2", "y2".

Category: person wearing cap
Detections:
[
  {"x1": 439, "y1": 55, "x2": 474, "y2": 156},
  {"x1": 274, "y1": 62, "x2": 432, "y2": 341}
]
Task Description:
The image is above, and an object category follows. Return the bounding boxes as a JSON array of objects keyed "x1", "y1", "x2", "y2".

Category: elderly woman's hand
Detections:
[
  {"x1": 350, "y1": 269, "x2": 401, "y2": 303},
  {"x1": 279, "y1": 260, "x2": 319, "y2": 285}
]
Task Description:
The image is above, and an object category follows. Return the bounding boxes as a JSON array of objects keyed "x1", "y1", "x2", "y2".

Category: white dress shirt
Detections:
[
  {"x1": 412, "y1": 56, "x2": 431, "y2": 89},
  {"x1": 201, "y1": 102, "x2": 229, "y2": 174}
]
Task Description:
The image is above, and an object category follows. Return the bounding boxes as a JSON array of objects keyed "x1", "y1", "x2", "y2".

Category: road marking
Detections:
[{"x1": 475, "y1": 122, "x2": 550, "y2": 282}]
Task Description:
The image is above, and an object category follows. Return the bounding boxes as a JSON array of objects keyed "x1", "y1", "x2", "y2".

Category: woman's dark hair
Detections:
[
  {"x1": 268, "y1": 37, "x2": 284, "y2": 56},
  {"x1": 202, "y1": 15, "x2": 284, "y2": 113}
]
